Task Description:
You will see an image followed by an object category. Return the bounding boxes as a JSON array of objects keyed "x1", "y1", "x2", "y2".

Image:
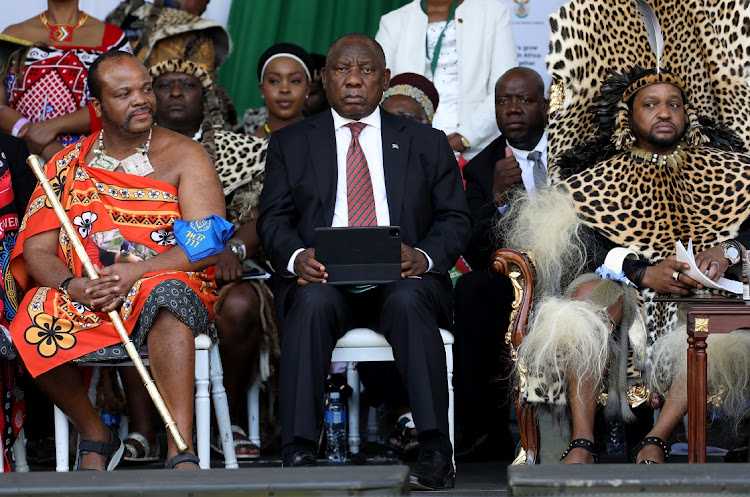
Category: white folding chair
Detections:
[
  {"x1": 245, "y1": 328, "x2": 455, "y2": 461},
  {"x1": 0, "y1": 427, "x2": 29, "y2": 473},
  {"x1": 53, "y1": 334, "x2": 238, "y2": 471},
  {"x1": 330, "y1": 328, "x2": 455, "y2": 459}
]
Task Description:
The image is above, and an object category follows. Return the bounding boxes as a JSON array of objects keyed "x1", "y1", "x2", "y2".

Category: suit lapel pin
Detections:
[{"x1": 392, "y1": 143, "x2": 399, "y2": 149}]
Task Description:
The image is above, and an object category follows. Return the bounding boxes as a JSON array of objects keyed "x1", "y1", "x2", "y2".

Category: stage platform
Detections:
[
  {"x1": 508, "y1": 463, "x2": 750, "y2": 496},
  {"x1": 7, "y1": 457, "x2": 511, "y2": 496},
  {"x1": 0, "y1": 465, "x2": 410, "y2": 496},
  {"x1": 12, "y1": 456, "x2": 750, "y2": 497}
]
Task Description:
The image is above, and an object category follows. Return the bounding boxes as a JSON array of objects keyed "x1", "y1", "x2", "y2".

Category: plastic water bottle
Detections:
[{"x1": 325, "y1": 392, "x2": 347, "y2": 463}]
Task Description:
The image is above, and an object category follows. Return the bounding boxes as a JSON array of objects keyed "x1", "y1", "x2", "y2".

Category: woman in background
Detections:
[{"x1": 0, "y1": 0, "x2": 131, "y2": 161}]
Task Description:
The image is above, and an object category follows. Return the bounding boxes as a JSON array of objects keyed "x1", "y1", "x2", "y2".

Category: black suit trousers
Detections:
[
  {"x1": 274, "y1": 274, "x2": 452, "y2": 447},
  {"x1": 452, "y1": 268, "x2": 514, "y2": 444}
]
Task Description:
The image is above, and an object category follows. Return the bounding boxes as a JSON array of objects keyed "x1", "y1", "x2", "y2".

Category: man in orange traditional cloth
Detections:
[{"x1": 8, "y1": 50, "x2": 229, "y2": 471}]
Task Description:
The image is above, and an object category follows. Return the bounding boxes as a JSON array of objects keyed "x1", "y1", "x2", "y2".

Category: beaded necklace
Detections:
[
  {"x1": 40, "y1": 11, "x2": 88, "y2": 43},
  {"x1": 90, "y1": 128, "x2": 154, "y2": 177},
  {"x1": 628, "y1": 142, "x2": 687, "y2": 171}
]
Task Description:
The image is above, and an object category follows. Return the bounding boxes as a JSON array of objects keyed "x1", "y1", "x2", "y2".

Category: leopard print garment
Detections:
[
  {"x1": 522, "y1": 0, "x2": 750, "y2": 416},
  {"x1": 210, "y1": 129, "x2": 269, "y2": 263},
  {"x1": 128, "y1": 3, "x2": 231, "y2": 73},
  {"x1": 549, "y1": 148, "x2": 750, "y2": 408},
  {"x1": 562, "y1": 147, "x2": 750, "y2": 261},
  {"x1": 546, "y1": 0, "x2": 750, "y2": 179},
  {"x1": 211, "y1": 130, "x2": 267, "y2": 198}
]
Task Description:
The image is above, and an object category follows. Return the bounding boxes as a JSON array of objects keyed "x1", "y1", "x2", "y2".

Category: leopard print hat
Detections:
[
  {"x1": 148, "y1": 58, "x2": 225, "y2": 163},
  {"x1": 545, "y1": 0, "x2": 750, "y2": 181}
]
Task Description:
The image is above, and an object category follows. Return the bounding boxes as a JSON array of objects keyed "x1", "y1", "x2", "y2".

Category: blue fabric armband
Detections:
[
  {"x1": 174, "y1": 215, "x2": 235, "y2": 263},
  {"x1": 595, "y1": 264, "x2": 636, "y2": 288}
]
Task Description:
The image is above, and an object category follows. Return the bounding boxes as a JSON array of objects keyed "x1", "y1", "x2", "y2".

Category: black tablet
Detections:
[{"x1": 314, "y1": 226, "x2": 401, "y2": 285}]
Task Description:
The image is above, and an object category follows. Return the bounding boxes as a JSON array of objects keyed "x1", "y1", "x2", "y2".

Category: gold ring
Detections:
[{"x1": 672, "y1": 271, "x2": 680, "y2": 281}]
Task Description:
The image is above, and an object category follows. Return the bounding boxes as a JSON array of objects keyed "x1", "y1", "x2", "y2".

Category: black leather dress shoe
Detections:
[
  {"x1": 456, "y1": 431, "x2": 516, "y2": 462},
  {"x1": 282, "y1": 449, "x2": 317, "y2": 467},
  {"x1": 409, "y1": 448, "x2": 455, "y2": 491}
]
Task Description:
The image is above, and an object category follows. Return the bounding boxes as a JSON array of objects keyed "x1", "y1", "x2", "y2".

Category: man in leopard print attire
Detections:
[{"x1": 505, "y1": 0, "x2": 750, "y2": 465}]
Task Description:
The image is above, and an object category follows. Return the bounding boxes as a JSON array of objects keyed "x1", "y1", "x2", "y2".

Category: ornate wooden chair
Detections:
[{"x1": 492, "y1": 248, "x2": 539, "y2": 465}]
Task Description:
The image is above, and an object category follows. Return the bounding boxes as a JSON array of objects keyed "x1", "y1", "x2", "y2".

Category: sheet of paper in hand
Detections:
[
  {"x1": 241, "y1": 259, "x2": 270, "y2": 280},
  {"x1": 675, "y1": 239, "x2": 742, "y2": 294}
]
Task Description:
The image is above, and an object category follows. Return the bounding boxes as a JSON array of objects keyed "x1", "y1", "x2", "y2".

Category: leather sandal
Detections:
[
  {"x1": 632, "y1": 436, "x2": 669, "y2": 464},
  {"x1": 210, "y1": 425, "x2": 260, "y2": 460},
  {"x1": 122, "y1": 431, "x2": 160, "y2": 463},
  {"x1": 75, "y1": 426, "x2": 125, "y2": 471},
  {"x1": 165, "y1": 452, "x2": 200, "y2": 469},
  {"x1": 560, "y1": 438, "x2": 599, "y2": 464}
]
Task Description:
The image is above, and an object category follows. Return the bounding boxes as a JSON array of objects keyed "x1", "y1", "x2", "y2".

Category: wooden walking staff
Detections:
[{"x1": 26, "y1": 154, "x2": 189, "y2": 453}]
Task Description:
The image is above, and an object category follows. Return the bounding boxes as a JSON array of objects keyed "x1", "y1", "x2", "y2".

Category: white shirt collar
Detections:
[
  {"x1": 331, "y1": 107, "x2": 382, "y2": 131},
  {"x1": 507, "y1": 131, "x2": 548, "y2": 160}
]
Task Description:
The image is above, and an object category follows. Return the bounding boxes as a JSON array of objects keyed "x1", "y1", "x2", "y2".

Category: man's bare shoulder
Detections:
[
  {"x1": 152, "y1": 126, "x2": 211, "y2": 166},
  {"x1": 149, "y1": 128, "x2": 224, "y2": 217},
  {"x1": 146, "y1": 127, "x2": 213, "y2": 187}
]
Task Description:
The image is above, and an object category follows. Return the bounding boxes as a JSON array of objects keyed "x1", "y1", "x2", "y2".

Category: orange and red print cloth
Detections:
[
  {"x1": 0, "y1": 146, "x2": 25, "y2": 472},
  {"x1": 8, "y1": 134, "x2": 217, "y2": 378}
]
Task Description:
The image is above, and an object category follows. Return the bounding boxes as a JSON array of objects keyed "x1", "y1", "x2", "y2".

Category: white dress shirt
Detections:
[
  {"x1": 498, "y1": 132, "x2": 548, "y2": 214},
  {"x1": 331, "y1": 108, "x2": 390, "y2": 227},
  {"x1": 287, "y1": 108, "x2": 434, "y2": 273}
]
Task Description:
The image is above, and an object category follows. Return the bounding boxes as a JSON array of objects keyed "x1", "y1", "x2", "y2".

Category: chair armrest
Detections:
[
  {"x1": 491, "y1": 248, "x2": 539, "y2": 465},
  {"x1": 491, "y1": 248, "x2": 536, "y2": 354}
]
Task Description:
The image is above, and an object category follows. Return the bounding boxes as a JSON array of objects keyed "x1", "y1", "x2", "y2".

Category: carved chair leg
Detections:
[{"x1": 513, "y1": 390, "x2": 539, "y2": 465}]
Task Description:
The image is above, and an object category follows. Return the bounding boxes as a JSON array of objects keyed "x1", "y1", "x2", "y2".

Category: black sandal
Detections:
[
  {"x1": 165, "y1": 452, "x2": 201, "y2": 469},
  {"x1": 75, "y1": 426, "x2": 125, "y2": 471},
  {"x1": 560, "y1": 438, "x2": 599, "y2": 463},
  {"x1": 631, "y1": 436, "x2": 669, "y2": 464}
]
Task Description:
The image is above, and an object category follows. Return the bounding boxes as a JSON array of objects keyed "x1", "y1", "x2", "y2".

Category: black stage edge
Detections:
[
  {"x1": 0, "y1": 466, "x2": 410, "y2": 496},
  {"x1": 509, "y1": 463, "x2": 750, "y2": 496}
]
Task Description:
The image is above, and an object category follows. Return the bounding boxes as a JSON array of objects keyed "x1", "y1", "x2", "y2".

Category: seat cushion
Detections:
[{"x1": 334, "y1": 328, "x2": 453, "y2": 348}]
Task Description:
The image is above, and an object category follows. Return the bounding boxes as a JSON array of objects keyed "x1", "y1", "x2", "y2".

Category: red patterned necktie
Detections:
[{"x1": 345, "y1": 122, "x2": 377, "y2": 226}]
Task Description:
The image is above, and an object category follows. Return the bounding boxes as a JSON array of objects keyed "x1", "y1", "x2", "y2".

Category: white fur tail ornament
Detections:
[
  {"x1": 519, "y1": 296, "x2": 611, "y2": 405},
  {"x1": 498, "y1": 187, "x2": 587, "y2": 297}
]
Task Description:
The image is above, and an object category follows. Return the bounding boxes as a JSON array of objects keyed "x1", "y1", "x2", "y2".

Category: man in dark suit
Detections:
[
  {"x1": 454, "y1": 67, "x2": 547, "y2": 461},
  {"x1": 258, "y1": 33, "x2": 469, "y2": 490}
]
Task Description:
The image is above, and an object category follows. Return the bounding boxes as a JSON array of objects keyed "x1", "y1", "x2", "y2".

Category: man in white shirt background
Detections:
[{"x1": 454, "y1": 67, "x2": 547, "y2": 461}]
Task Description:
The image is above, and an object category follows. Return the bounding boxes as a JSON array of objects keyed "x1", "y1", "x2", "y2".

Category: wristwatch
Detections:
[
  {"x1": 719, "y1": 241, "x2": 741, "y2": 265},
  {"x1": 227, "y1": 238, "x2": 247, "y2": 261},
  {"x1": 460, "y1": 135, "x2": 471, "y2": 150},
  {"x1": 59, "y1": 276, "x2": 75, "y2": 296}
]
